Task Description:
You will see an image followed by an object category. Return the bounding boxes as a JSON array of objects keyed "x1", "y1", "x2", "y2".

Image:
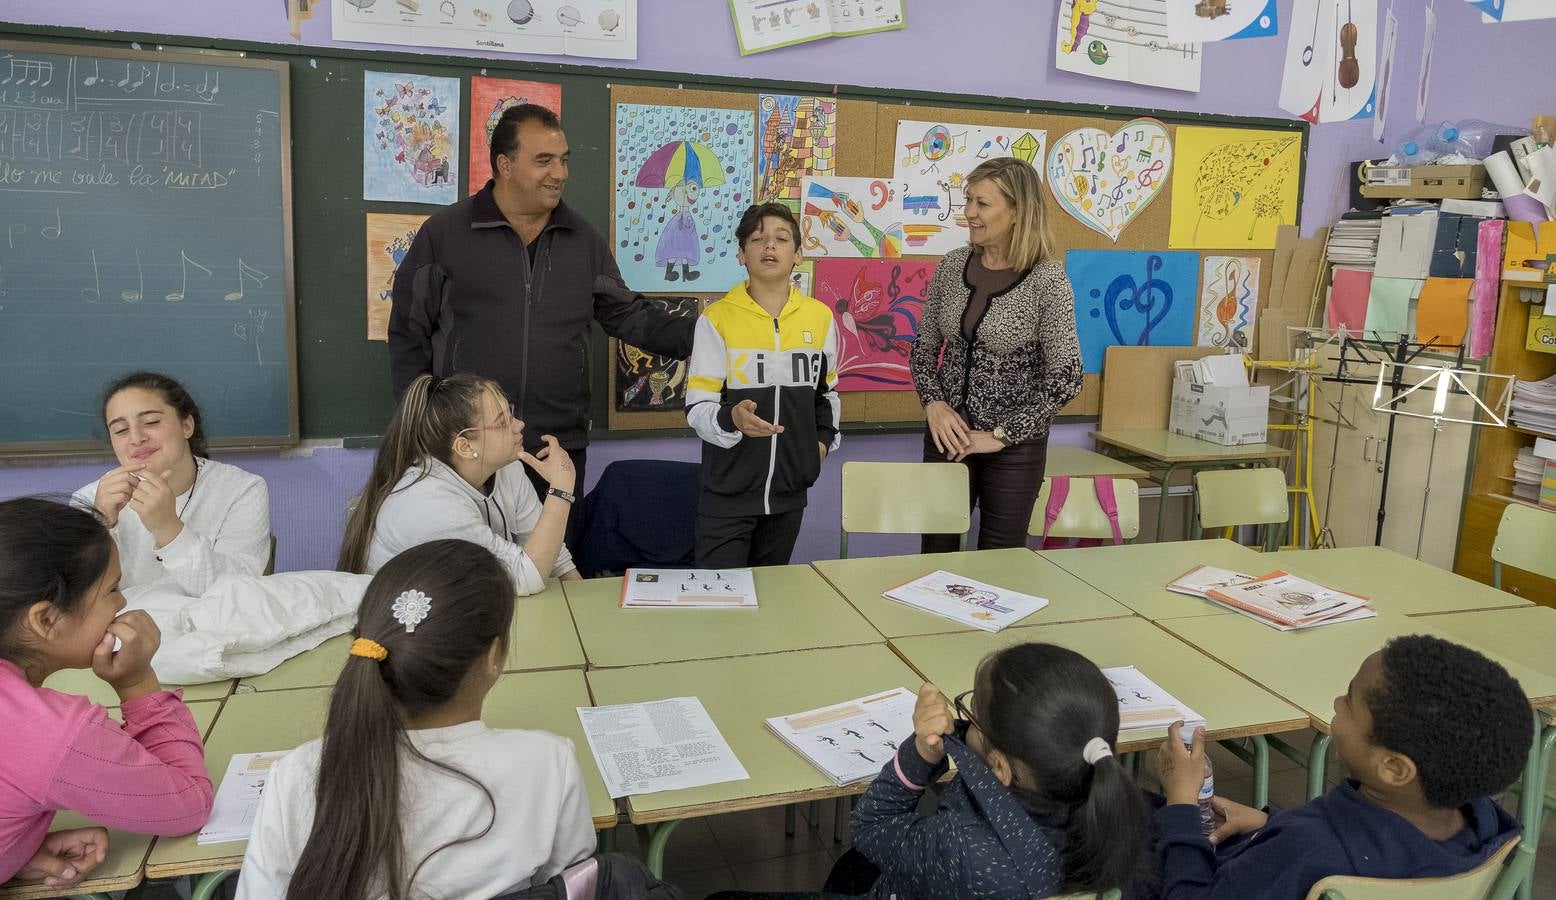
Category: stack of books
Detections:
[
  {"x1": 1512, "y1": 447, "x2": 1545, "y2": 503},
  {"x1": 1510, "y1": 375, "x2": 1556, "y2": 436},
  {"x1": 1168, "y1": 566, "x2": 1374, "y2": 631},
  {"x1": 1328, "y1": 216, "x2": 1383, "y2": 269}
]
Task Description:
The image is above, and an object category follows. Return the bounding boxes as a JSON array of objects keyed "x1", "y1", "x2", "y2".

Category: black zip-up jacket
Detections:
[{"x1": 389, "y1": 182, "x2": 696, "y2": 450}]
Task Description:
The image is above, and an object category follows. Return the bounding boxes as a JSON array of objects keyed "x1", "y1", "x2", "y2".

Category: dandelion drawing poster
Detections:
[
  {"x1": 466, "y1": 76, "x2": 563, "y2": 195},
  {"x1": 363, "y1": 71, "x2": 460, "y2": 204},
  {"x1": 757, "y1": 94, "x2": 837, "y2": 207},
  {"x1": 616, "y1": 296, "x2": 701, "y2": 411},
  {"x1": 1169, "y1": 127, "x2": 1301, "y2": 250},
  {"x1": 1065, "y1": 250, "x2": 1200, "y2": 373},
  {"x1": 365, "y1": 213, "x2": 429, "y2": 342},
  {"x1": 813, "y1": 259, "x2": 932, "y2": 391},
  {"x1": 1196, "y1": 256, "x2": 1261, "y2": 351},
  {"x1": 614, "y1": 103, "x2": 754, "y2": 292}
]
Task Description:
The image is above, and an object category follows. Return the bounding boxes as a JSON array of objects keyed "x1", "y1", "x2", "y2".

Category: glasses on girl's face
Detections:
[
  {"x1": 953, "y1": 689, "x2": 980, "y2": 732},
  {"x1": 458, "y1": 402, "x2": 518, "y2": 437}
]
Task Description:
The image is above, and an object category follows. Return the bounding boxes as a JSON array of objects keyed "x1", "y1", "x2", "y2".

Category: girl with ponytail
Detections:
[
  {"x1": 236, "y1": 540, "x2": 595, "y2": 900},
  {"x1": 337, "y1": 373, "x2": 578, "y2": 593}
]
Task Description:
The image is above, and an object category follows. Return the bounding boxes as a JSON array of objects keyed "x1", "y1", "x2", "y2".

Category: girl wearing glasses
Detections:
[{"x1": 337, "y1": 373, "x2": 579, "y2": 592}]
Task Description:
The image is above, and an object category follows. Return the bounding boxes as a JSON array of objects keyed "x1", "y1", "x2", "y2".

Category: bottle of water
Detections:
[
  {"x1": 1440, "y1": 119, "x2": 1526, "y2": 159},
  {"x1": 1198, "y1": 757, "x2": 1216, "y2": 835},
  {"x1": 1395, "y1": 124, "x2": 1448, "y2": 166}
]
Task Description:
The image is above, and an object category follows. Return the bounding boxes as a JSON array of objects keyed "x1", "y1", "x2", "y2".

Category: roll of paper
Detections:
[
  {"x1": 1485, "y1": 150, "x2": 1527, "y2": 200},
  {"x1": 1504, "y1": 193, "x2": 1551, "y2": 224}
]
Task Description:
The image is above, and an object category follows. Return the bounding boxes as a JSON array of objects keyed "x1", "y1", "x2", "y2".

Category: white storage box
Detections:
[{"x1": 1170, "y1": 378, "x2": 1270, "y2": 446}]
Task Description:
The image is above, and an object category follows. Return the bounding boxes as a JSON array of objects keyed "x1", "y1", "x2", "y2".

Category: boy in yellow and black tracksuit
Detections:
[{"x1": 686, "y1": 203, "x2": 840, "y2": 568}]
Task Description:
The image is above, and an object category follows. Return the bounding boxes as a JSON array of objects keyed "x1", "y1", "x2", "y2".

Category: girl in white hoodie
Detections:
[{"x1": 337, "y1": 373, "x2": 578, "y2": 592}]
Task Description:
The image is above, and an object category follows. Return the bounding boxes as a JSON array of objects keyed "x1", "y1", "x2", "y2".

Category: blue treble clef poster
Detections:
[{"x1": 1064, "y1": 249, "x2": 1201, "y2": 373}]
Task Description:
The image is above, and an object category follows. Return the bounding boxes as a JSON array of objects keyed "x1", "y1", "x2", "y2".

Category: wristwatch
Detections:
[
  {"x1": 547, "y1": 486, "x2": 576, "y2": 504},
  {"x1": 992, "y1": 426, "x2": 1013, "y2": 448}
]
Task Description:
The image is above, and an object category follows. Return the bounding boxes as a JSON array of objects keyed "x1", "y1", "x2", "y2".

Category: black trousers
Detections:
[
  {"x1": 921, "y1": 430, "x2": 1049, "y2": 553},
  {"x1": 695, "y1": 508, "x2": 806, "y2": 568},
  {"x1": 522, "y1": 444, "x2": 587, "y2": 553}
]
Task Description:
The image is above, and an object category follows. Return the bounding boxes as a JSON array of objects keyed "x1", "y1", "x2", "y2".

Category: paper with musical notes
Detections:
[
  {"x1": 892, "y1": 120, "x2": 1045, "y2": 185},
  {"x1": 1168, "y1": 126, "x2": 1301, "y2": 249},
  {"x1": 1053, "y1": 0, "x2": 1202, "y2": 93},
  {"x1": 1064, "y1": 249, "x2": 1200, "y2": 373},
  {"x1": 1046, "y1": 119, "x2": 1172, "y2": 243},
  {"x1": 365, "y1": 212, "x2": 429, "y2": 341},
  {"x1": 813, "y1": 259, "x2": 932, "y2": 391},
  {"x1": 331, "y1": 0, "x2": 637, "y2": 60},
  {"x1": 800, "y1": 175, "x2": 965, "y2": 259},
  {"x1": 1278, "y1": 0, "x2": 1376, "y2": 123},
  {"x1": 1165, "y1": 0, "x2": 1278, "y2": 43},
  {"x1": 1195, "y1": 256, "x2": 1260, "y2": 351}
]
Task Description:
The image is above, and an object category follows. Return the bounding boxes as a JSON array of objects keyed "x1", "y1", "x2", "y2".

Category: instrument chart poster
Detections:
[{"x1": 333, "y1": 0, "x2": 637, "y2": 60}]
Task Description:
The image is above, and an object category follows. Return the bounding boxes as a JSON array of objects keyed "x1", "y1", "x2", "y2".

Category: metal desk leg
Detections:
[
  {"x1": 1307, "y1": 732, "x2": 1332, "y2": 801},
  {"x1": 1514, "y1": 713, "x2": 1556, "y2": 900},
  {"x1": 191, "y1": 870, "x2": 234, "y2": 900},
  {"x1": 598, "y1": 826, "x2": 616, "y2": 853},
  {"x1": 645, "y1": 819, "x2": 683, "y2": 879},
  {"x1": 1215, "y1": 736, "x2": 1270, "y2": 810},
  {"x1": 1154, "y1": 462, "x2": 1183, "y2": 542}
]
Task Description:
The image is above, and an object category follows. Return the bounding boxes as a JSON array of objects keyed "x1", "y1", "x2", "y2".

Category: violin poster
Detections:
[
  {"x1": 1196, "y1": 256, "x2": 1261, "y2": 351},
  {"x1": 362, "y1": 71, "x2": 461, "y2": 204},
  {"x1": 813, "y1": 259, "x2": 931, "y2": 391},
  {"x1": 1165, "y1": 0, "x2": 1279, "y2": 43},
  {"x1": 1168, "y1": 126, "x2": 1302, "y2": 250},
  {"x1": 1065, "y1": 249, "x2": 1200, "y2": 374},
  {"x1": 1278, "y1": 0, "x2": 1377, "y2": 123}
]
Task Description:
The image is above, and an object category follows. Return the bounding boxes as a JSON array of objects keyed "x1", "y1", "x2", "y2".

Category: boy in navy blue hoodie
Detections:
[{"x1": 1154, "y1": 634, "x2": 1528, "y2": 900}]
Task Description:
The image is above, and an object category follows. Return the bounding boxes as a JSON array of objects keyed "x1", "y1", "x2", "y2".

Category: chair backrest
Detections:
[
  {"x1": 1195, "y1": 468, "x2": 1289, "y2": 530},
  {"x1": 1029, "y1": 477, "x2": 1141, "y2": 541},
  {"x1": 1303, "y1": 835, "x2": 1520, "y2": 900},
  {"x1": 840, "y1": 461, "x2": 969, "y2": 557},
  {"x1": 1491, "y1": 503, "x2": 1556, "y2": 581}
]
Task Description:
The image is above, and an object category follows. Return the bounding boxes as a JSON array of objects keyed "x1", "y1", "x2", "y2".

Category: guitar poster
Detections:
[{"x1": 1278, "y1": 0, "x2": 1377, "y2": 123}]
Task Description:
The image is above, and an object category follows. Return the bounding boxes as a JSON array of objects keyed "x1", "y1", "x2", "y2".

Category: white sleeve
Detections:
[
  {"x1": 379, "y1": 483, "x2": 548, "y2": 595},
  {"x1": 505, "y1": 466, "x2": 576, "y2": 582},
  {"x1": 685, "y1": 315, "x2": 743, "y2": 449},
  {"x1": 820, "y1": 315, "x2": 842, "y2": 451},
  {"x1": 233, "y1": 756, "x2": 303, "y2": 900},
  {"x1": 156, "y1": 476, "x2": 271, "y2": 594},
  {"x1": 543, "y1": 740, "x2": 598, "y2": 881}
]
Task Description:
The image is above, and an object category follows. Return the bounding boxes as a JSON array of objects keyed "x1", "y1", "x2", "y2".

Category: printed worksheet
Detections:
[
  {"x1": 1103, "y1": 666, "x2": 1205, "y2": 738},
  {"x1": 620, "y1": 568, "x2": 757, "y2": 608},
  {"x1": 883, "y1": 570, "x2": 1049, "y2": 632},
  {"x1": 1166, "y1": 564, "x2": 1259, "y2": 598},
  {"x1": 728, "y1": 0, "x2": 905, "y2": 54},
  {"x1": 766, "y1": 687, "x2": 916, "y2": 785},
  {"x1": 578, "y1": 697, "x2": 749, "y2": 797},
  {"x1": 197, "y1": 751, "x2": 290, "y2": 844}
]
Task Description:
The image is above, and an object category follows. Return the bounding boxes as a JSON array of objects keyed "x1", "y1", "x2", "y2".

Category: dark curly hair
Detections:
[{"x1": 1368, "y1": 635, "x2": 1532, "y2": 808}]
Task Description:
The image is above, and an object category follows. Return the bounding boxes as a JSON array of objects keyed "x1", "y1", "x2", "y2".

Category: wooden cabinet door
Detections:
[{"x1": 1311, "y1": 349, "x2": 1384, "y2": 548}]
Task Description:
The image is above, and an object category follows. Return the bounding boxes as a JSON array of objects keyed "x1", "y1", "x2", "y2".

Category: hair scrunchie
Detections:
[{"x1": 350, "y1": 637, "x2": 388, "y2": 661}]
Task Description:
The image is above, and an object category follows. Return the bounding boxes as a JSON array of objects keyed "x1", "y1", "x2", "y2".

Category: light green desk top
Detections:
[
  {"x1": 238, "y1": 579, "x2": 584, "y2": 693},
  {"x1": 42, "y1": 668, "x2": 233, "y2": 708},
  {"x1": 1426, "y1": 606, "x2": 1556, "y2": 686},
  {"x1": 1265, "y1": 547, "x2": 1533, "y2": 617},
  {"x1": 812, "y1": 548, "x2": 1134, "y2": 639},
  {"x1": 1090, "y1": 429, "x2": 1292, "y2": 464},
  {"x1": 586, "y1": 644, "x2": 924, "y2": 824},
  {"x1": 1046, "y1": 445, "x2": 1150, "y2": 480},
  {"x1": 146, "y1": 669, "x2": 615, "y2": 879},
  {"x1": 889, "y1": 617, "x2": 1307, "y2": 752},
  {"x1": 1038, "y1": 539, "x2": 1276, "y2": 621},
  {"x1": 1158, "y1": 611, "x2": 1556, "y2": 733},
  {"x1": 0, "y1": 702, "x2": 220, "y2": 900},
  {"x1": 564, "y1": 565, "x2": 883, "y2": 669}
]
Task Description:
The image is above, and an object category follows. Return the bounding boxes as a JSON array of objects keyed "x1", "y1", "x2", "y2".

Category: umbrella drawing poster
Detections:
[
  {"x1": 1065, "y1": 250, "x2": 1200, "y2": 373},
  {"x1": 1168, "y1": 127, "x2": 1301, "y2": 250},
  {"x1": 813, "y1": 259, "x2": 932, "y2": 391},
  {"x1": 613, "y1": 103, "x2": 755, "y2": 293},
  {"x1": 363, "y1": 71, "x2": 460, "y2": 204},
  {"x1": 466, "y1": 76, "x2": 563, "y2": 196}
]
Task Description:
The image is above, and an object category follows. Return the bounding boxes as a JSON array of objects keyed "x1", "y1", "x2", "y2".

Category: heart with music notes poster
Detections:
[{"x1": 1046, "y1": 118, "x2": 1172, "y2": 242}]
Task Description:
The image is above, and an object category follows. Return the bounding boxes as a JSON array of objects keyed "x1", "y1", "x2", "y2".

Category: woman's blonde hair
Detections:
[{"x1": 965, "y1": 157, "x2": 1055, "y2": 271}]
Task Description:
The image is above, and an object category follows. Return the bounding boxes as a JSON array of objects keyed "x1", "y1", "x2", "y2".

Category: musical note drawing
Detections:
[
  {"x1": 81, "y1": 250, "x2": 100, "y2": 302},
  {"x1": 195, "y1": 70, "x2": 219, "y2": 102},
  {"x1": 115, "y1": 64, "x2": 132, "y2": 88},
  {"x1": 81, "y1": 59, "x2": 99, "y2": 87},
  {"x1": 1046, "y1": 119, "x2": 1173, "y2": 242},
  {"x1": 223, "y1": 259, "x2": 268, "y2": 301},
  {"x1": 6, "y1": 225, "x2": 25, "y2": 250},
  {"x1": 2, "y1": 58, "x2": 53, "y2": 87},
  {"x1": 121, "y1": 251, "x2": 143, "y2": 302},
  {"x1": 233, "y1": 309, "x2": 268, "y2": 365},
  {"x1": 1177, "y1": 133, "x2": 1300, "y2": 247},
  {"x1": 41, "y1": 208, "x2": 61, "y2": 240},
  {"x1": 166, "y1": 251, "x2": 212, "y2": 301},
  {"x1": 1065, "y1": 249, "x2": 1199, "y2": 373}
]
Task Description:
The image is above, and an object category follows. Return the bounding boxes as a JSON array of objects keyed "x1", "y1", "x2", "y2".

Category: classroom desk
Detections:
[
  {"x1": 585, "y1": 644, "x2": 923, "y2": 877},
  {"x1": 145, "y1": 670, "x2": 616, "y2": 900},
  {"x1": 889, "y1": 616, "x2": 1308, "y2": 807},
  {"x1": 0, "y1": 701, "x2": 220, "y2": 900},
  {"x1": 1037, "y1": 539, "x2": 1272, "y2": 621},
  {"x1": 236, "y1": 579, "x2": 584, "y2": 693},
  {"x1": 41, "y1": 668, "x2": 233, "y2": 708},
  {"x1": 1045, "y1": 445, "x2": 1150, "y2": 480},
  {"x1": 564, "y1": 565, "x2": 882, "y2": 668},
  {"x1": 1265, "y1": 546, "x2": 1533, "y2": 617},
  {"x1": 1090, "y1": 429, "x2": 1292, "y2": 541},
  {"x1": 811, "y1": 547, "x2": 1134, "y2": 638},
  {"x1": 1156, "y1": 611, "x2": 1556, "y2": 804}
]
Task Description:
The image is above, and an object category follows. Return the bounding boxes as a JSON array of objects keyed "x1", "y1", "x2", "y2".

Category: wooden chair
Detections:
[
  {"x1": 838, "y1": 461, "x2": 969, "y2": 558},
  {"x1": 1304, "y1": 835, "x2": 1522, "y2": 900},
  {"x1": 1194, "y1": 468, "x2": 1289, "y2": 550},
  {"x1": 1491, "y1": 503, "x2": 1556, "y2": 589},
  {"x1": 1028, "y1": 477, "x2": 1141, "y2": 544}
]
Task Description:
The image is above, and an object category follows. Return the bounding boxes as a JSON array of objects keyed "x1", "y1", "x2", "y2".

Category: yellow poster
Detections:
[
  {"x1": 1169, "y1": 126, "x2": 1302, "y2": 250},
  {"x1": 365, "y1": 213, "x2": 429, "y2": 342}
]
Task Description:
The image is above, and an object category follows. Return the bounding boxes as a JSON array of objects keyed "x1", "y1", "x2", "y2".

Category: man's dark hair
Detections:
[
  {"x1": 488, "y1": 102, "x2": 562, "y2": 175},
  {"x1": 1369, "y1": 634, "x2": 1532, "y2": 808},
  {"x1": 735, "y1": 202, "x2": 801, "y2": 245}
]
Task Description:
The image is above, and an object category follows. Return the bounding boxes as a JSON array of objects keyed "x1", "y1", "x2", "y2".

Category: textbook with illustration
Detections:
[
  {"x1": 766, "y1": 687, "x2": 917, "y2": 785},
  {"x1": 1206, "y1": 571, "x2": 1372, "y2": 628},
  {"x1": 1166, "y1": 565, "x2": 1258, "y2": 598},
  {"x1": 883, "y1": 571, "x2": 1049, "y2": 633},
  {"x1": 1102, "y1": 666, "x2": 1205, "y2": 739},
  {"x1": 729, "y1": 0, "x2": 907, "y2": 55},
  {"x1": 198, "y1": 750, "x2": 290, "y2": 844},
  {"x1": 620, "y1": 568, "x2": 757, "y2": 608}
]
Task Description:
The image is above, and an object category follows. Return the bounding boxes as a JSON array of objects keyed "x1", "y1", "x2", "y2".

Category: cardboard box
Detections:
[
  {"x1": 1170, "y1": 378, "x2": 1271, "y2": 446},
  {"x1": 1527, "y1": 307, "x2": 1556, "y2": 355},
  {"x1": 1359, "y1": 163, "x2": 1486, "y2": 200}
]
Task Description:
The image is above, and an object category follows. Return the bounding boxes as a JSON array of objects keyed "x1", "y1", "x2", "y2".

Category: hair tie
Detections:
[
  {"x1": 1081, "y1": 737, "x2": 1113, "y2": 766},
  {"x1": 350, "y1": 637, "x2": 388, "y2": 661}
]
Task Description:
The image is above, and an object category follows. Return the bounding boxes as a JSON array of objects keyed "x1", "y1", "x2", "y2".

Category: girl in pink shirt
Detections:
[{"x1": 0, "y1": 497, "x2": 214, "y2": 892}]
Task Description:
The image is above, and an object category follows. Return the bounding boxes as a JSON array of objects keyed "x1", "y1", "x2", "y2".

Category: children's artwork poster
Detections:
[
  {"x1": 892, "y1": 120, "x2": 1046, "y2": 184},
  {"x1": 756, "y1": 94, "x2": 837, "y2": 207},
  {"x1": 466, "y1": 77, "x2": 563, "y2": 195},
  {"x1": 1046, "y1": 119, "x2": 1172, "y2": 243},
  {"x1": 1196, "y1": 256, "x2": 1261, "y2": 351},
  {"x1": 790, "y1": 260, "x2": 815, "y2": 297},
  {"x1": 801, "y1": 175, "x2": 973, "y2": 258},
  {"x1": 613, "y1": 103, "x2": 754, "y2": 292},
  {"x1": 332, "y1": 0, "x2": 637, "y2": 60},
  {"x1": 1168, "y1": 127, "x2": 1301, "y2": 250},
  {"x1": 1278, "y1": 0, "x2": 1377, "y2": 123},
  {"x1": 365, "y1": 213, "x2": 430, "y2": 342},
  {"x1": 813, "y1": 259, "x2": 933, "y2": 391},
  {"x1": 1165, "y1": 0, "x2": 1278, "y2": 43},
  {"x1": 616, "y1": 296, "x2": 701, "y2": 411},
  {"x1": 1065, "y1": 250, "x2": 1201, "y2": 373},
  {"x1": 1054, "y1": 0, "x2": 1202, "y2": 93},
  {"x1": 363, "y1": 71, "x2": 460, "y2": 204}
]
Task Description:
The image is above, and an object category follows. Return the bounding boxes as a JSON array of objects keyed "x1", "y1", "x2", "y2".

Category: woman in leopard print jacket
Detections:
[{"x1": 910, "y1": 158, "x2": 1083, "y2": 552}]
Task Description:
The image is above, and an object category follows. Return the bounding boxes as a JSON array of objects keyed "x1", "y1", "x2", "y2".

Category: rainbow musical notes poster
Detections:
[
  {"x1": 800, "y1": 175, "x2": 962, "y2": 258},
  {"x1": 1047, "y1": 119, "x2": 1172, "y2": 243},
  {"x1": 892, "y1": 120, "x2": 1045, "y2": 185},
  {"x1": 1053, "y1": 0, "x2": 1203, "y2": 93},
  {"x1": 1168, "y1": 126, "x2": 1301, "y2": 250},
  {"x1": 1065, "y1": 250, "x2": 1200, "y2": 373}
]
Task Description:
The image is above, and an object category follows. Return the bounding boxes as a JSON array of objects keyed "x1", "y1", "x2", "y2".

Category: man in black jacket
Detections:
[{"x1": 389, "y1": 103, "x2": 696, "y2": 543}]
